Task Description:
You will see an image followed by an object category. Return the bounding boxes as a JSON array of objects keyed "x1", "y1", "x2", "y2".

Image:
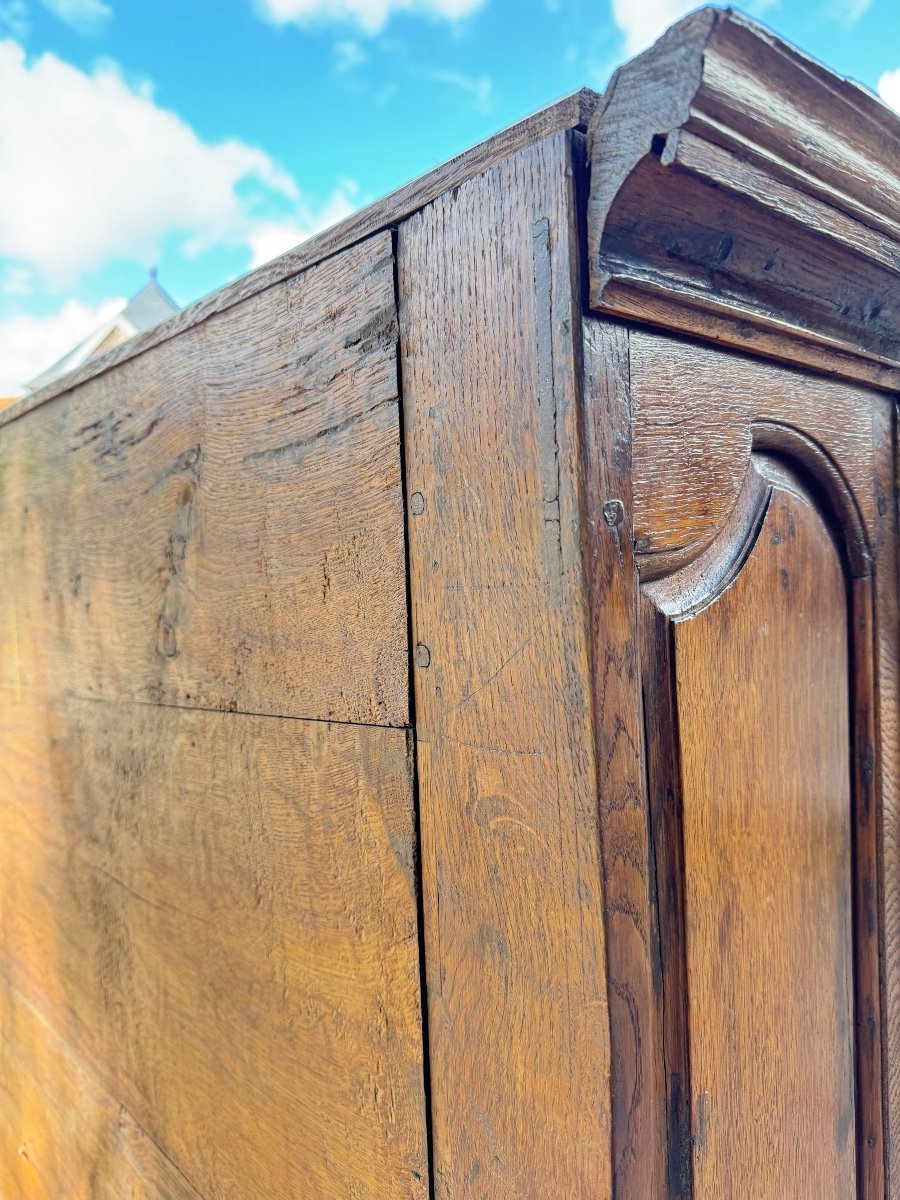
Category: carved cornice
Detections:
[{"x1": 587, "y1": 7, "x2": 900, "y2": 390}]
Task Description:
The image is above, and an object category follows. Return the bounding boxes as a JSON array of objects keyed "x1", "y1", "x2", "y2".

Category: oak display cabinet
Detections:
[{"x1": 0, "y1": 8, "x2": 897, "y2": 1199}]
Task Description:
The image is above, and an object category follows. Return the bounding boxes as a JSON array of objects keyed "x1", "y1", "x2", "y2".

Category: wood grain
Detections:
[
  {"x1": 597, "y1": 322, "x2": 894, "y2": 1197},
  {"x1": 399, "y1": 132, "x2": 612, "y2": 1199},
  {"x1": 0, "y1": 692, "x2": 429, "y2": 1200},
  {"x1": 0, "y1": 232, "x2": 408, "y2": 726},
  {"x1": 2, "y1": 89, "x2": 598, "y2": 429},
  {"x1": 580, "y1": 319, "x2": 665, "y2": 1198},
  {"x1": 675, "y1": 485, "x2": 857, "y2": 1199},
  {"x1": 628, "y1": 329, "x2": 882, "y2": 572},
  {"x1": 874, "y1": 396, "x2": 900, "y2": 1195},
  {"x1": 0, "y1": 981, "x2": 204, "y2": 1200}
]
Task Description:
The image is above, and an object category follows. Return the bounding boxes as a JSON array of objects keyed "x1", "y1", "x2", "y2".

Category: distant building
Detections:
[{"x1": 25, "y1": 273, "x2": 179, "y2": 394}]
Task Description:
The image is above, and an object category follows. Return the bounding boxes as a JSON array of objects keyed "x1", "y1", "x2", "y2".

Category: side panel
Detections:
[
  {"x1": 0, "y1": 697, "x2": 428, "y2": 1200},
  {"x1": 0, "y1": 232, "x2": 407, "y2": 726},
  {"x1": 0, "y1": 232, "x2": 429, "y2": 1198},
  {"x1": 399, "y1": 132, "x2": 612, "y2": 1199}
]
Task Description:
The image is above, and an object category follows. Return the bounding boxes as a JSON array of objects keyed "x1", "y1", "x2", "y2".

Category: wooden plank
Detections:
[
  {"x1": 0, "y1": 691, "x2": 429, "y2": 1200},
  {"x1": 0, "y1": 232, "x2": 407, "y2": 726},
  {"x1": 1, "y1": 89, "x2": 599, "y2": 429},
  {"x1": 874, "y1": 396, "x2": 900, "y2": 1197},
  {"x1": 0, "y1": 982, "x2": 204, "y2": 1200},
  {"x1": 675, "y1": 485, "x2": 857, "y2": 1199},
  {"x1": 399, "y1": 131, "x2": 612, "y2": 1199},
  {"x1": 580, "y1": 319, "x2": 664, "y2": 1198}
]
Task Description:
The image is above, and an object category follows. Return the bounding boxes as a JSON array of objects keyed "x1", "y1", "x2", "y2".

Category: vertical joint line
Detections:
[
  {"x1": 390, "y1": 224, "x2": 438, "y2": 1200},
  {"x1": 532, "y1": 216, "x2": 563, "y2": 602}
]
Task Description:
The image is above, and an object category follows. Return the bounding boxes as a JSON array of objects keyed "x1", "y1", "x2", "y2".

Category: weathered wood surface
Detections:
[
  {"x1": 0, "y1": 981, "x2": 204, "y2": 1200},
  {"x1": 587, "y1": 8, "x2": 900, "y2": 390},
  {"x1": 628, "y1": 330, "x2": 882, "y2": 575},
  {"x1": 675, "y1": 484, "x2": 857, "y2": 1200},
  {"x1": 875, "y1": 397, "x2": 900, "y2": 1190},
  {"x1": 580, "y1": 320, "x2": 664, "y2": 1198},
  {"x1": 399, "y1": 132, "x2": 612, "y2": 1199},
  {"x1": 0, "y1": 232, "x2": 408, "y2": 726},
  {"x1": 0, "y1": 691, "x2": 429, "y2": 1199},
  {"x1": 0, "y1": 9, "x2": 897, "y2": 1198},
  {"x1": 1, "y1": 89, "x2": 598, "y2": 429},
  {"x1": 586, "y1": 319, "x2": 896, "y2": 1200}
]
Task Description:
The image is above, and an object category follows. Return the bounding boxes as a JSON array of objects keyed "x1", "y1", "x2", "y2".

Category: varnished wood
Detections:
[
  {"x1": 675, "y1": 484, "x2": 857, "y2": 1199},
  {"x1": 873, "y1": 397, "x2": 900, "y2": 1188},
  {"x1": 399, "y1": 132, "x2": 612, "y2": 1199},
  {"x1": 580, "y1": 319, "x2": 665, "y2": 1199},
  {"x1": 586, "y1": 317, "x2": 895, "y2": 1200},
  {"x1": 0, "y1": 233, "x2": 407, "y2": 726},
  {"x1": 588, "y1": 8, "x2": 900, "y2": 390},
  {"x1": 0, "y1": 692, "x2": 428, "y2": 1200},
  {"x1": 638, "y1": 457, "x2": 886, "y2": 1200},
  {"x1": 628, "y1": 329, "x2": 882, "y2": 574}
]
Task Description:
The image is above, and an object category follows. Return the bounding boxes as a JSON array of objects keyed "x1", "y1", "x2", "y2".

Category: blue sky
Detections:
[{"x1": 1, "y1": 0, "x2": 898, "y2": 394}]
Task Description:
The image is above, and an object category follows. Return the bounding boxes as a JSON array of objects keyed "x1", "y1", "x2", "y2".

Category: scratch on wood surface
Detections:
[
  {"x1": 450, "y1": 632, "x2": 535, "y2": 711},
  {"x1": 242, "y1": 396, "x2": 396, "y2": 468},
  {"x1": 532, "y1": 217, "x2": 563, "y2": 603}
]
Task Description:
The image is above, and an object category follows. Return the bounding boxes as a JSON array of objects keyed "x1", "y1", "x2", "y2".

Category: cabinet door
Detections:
[
  {"x1": 584, "y1": 324, "x2": 898, "y2": 1200},
  {"x1": 655, "y1": 463, "x2": 859, "y2": 1200}
]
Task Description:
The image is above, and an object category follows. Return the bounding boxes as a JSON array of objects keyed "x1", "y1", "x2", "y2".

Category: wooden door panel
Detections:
[
  {"x1": 584, "y1": 321, "x2": 894, "y2": 1200},
  {"x1": 674, "y1": 482, "x2": 855, "y2": 1199},
  {"x1": 638, "y1": 454, "x2": 882, "y2": 1200}
]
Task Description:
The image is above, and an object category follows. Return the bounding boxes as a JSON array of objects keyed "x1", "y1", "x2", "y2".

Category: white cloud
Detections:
[
  {"x1": 257, "y1": 0, "x2": 484, "y2": 35},
  {"x1": 1, "y1": 265, "x2": 34, "y2": 296},
  {"x1": 610, "y1": 0, "x2": 776, "y2": 55},
  {"x1": 610, "y1": 0, "x2": 699, "y2": 54},
  {"x1": 0, "y1": 295, "x2": 123, "y2": 395},
  {"x1": 824, "y1": 0, "x2": 870, "y2": 25},
  {"x1": 0, "y1": 39, "x2": 300, "y2": 284},
  {"x1": 427, "y1": 68, "x2": 492, "y2": 113},
  {"x1": 245, "y1": 183, "x2": 359, "y2": 267},
  {"x1": 878, "y1": 68, "x2": 900, "y2": 114},
  {"x1": 38, "y1": 0, "x2": 112, "y2": 33}
]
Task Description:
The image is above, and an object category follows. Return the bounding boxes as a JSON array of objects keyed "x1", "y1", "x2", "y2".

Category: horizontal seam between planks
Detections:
[{"x1": 64, "y1": 689, "x2": 412, "y2": 731}]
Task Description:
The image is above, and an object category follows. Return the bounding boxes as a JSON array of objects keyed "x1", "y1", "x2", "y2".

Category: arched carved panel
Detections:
[{"x1": 639, "y1": 452, "x2": 883, "y2": 1199}]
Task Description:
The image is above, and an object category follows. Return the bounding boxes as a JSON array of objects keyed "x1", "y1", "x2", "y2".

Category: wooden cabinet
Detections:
[{"x1": 0, "y1": 8, "x2": 896, "y2": 1199}]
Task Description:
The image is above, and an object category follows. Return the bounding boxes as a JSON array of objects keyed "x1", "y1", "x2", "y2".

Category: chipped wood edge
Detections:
[
  {"x1": 587, "y1": 6, "x2": 900, "y2": 391},
  {"x1": 0, "y1": 88, "x2": 599, "y2": 431}
]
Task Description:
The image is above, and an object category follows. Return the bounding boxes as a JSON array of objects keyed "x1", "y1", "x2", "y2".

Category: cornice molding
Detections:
[{"x1": 587, "y1": 7, "x2": 900, "y2": 390}]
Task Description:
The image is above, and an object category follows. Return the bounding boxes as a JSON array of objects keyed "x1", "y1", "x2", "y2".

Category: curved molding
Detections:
[
  {"x1": 752, "y1": 420, "x2": 871, "y2": 576},
  {"x1": 641, "y1": 420, "x2": 872, "y2": 612},
  {"x1": 643, "y1": 460, "x2": 770, "y2": 616},
  {"x1": 587, "y1": 7, "x2": 900, "y2": 391}
]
